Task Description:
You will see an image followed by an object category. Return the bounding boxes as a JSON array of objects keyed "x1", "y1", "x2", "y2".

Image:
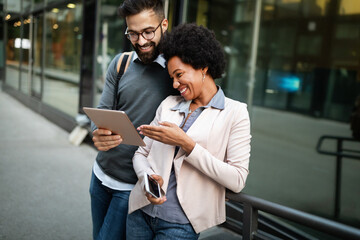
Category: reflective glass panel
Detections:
[
  {"x1": 94, "y1": 0, "x2": 125, "y2": 106},
  {"x1": 185, "y1": 0, "x2": 360, "y2": 230},
  {"x1": 5, "y1": 18, "x2": 21, "y2": 89},
  {"x1": 5, "y1": 0, "x2": 21, "y2": 13},
  {"x1": 20, "y1": 16, "x2": 31, "y2": 95},
  {"x1": 339, "y1": 0, "x2": 360, "y2": 15},
  {"x1": 23, "y1": 0, "x2": 31, "y2": 12},
  {"x1": 31, "y1": 14, "x2": 44, "y2": 98},
  {"x1": 277, "y1": 0, "x2": 301, "y2": 18},
  {"x1": 43, "y1": 2, "x2": 82, "y2": 117},
  {"x1": 302, "y1": 0, "x2": 329, "y2": 17},
  {"x1": 34, "y1": 0, "x2": 45, "y2": 10}
]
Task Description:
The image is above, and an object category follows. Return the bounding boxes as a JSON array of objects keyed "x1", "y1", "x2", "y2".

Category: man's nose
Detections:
[{"x1": 137, "y1": 34, "x2": 148, "y2": 46}]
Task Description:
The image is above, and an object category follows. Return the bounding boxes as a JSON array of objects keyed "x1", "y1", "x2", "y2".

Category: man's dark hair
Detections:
[
  {"x1": 161, "y1": 23, "x2": 226, "y2": 79},
  {"x1": 118, "y1": 0, "x2": 165, "y2": 20}
]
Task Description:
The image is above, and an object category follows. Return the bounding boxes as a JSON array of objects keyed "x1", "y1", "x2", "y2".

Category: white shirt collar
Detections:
[{"x1": 132, "y1": 51, "x2": 166, "y2": 68}]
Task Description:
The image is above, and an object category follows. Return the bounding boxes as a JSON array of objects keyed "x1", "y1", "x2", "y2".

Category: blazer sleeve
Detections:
[
  {"x1": 132, "y1": 100, "x2": 163, "y2": 179},
  {"x1": 184, "y1": 104, "x2": 251, "y2": 193}
]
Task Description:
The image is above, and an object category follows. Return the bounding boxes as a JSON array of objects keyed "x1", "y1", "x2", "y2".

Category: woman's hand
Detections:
[
  {"x1": 138, "y1": 122, "x2": 195, "y2": 155},
  {"x1": 145, "y1": 174, "x2": 167, "y2": 205}
]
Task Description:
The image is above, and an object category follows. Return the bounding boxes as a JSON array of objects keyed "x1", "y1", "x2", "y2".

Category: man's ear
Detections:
[{"x1": 161, "y1": 19, "x2": 169, "y2": 32}]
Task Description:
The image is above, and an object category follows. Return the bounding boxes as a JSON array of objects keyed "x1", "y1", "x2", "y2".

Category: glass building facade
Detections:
[{"x1": 2, "y1": 0, "x2": 359, "y2": 231}]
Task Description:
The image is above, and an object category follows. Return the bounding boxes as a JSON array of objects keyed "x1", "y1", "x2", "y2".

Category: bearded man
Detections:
[{"x1": 89, "y1": 1, "x2": 177, "y2": 239}]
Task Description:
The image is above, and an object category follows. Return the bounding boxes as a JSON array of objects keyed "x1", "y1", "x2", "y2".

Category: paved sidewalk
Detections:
[
  {"x1": 0, "y1": 90, "x2": 96, "y2": 240},
  {"x1": 0, "y1": 90, "x2": 240, "y2": 240}
]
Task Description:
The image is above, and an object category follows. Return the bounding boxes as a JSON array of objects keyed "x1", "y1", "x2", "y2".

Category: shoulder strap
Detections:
[
  {"x1": 116, "y1": 51, "x2": 133, "y2": 73},
  {"x1": 112, "y1": 51, "x2": 134, "y2": 110}
]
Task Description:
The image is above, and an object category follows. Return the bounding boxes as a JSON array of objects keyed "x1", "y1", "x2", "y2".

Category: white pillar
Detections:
[{"x1": 247, "y1": 0, "x2": 262, "y2": 114}]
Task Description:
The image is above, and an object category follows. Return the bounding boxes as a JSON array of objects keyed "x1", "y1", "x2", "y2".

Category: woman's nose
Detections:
[{"x1": 173, "y1": 81, "x2": 180, "y2": 89}]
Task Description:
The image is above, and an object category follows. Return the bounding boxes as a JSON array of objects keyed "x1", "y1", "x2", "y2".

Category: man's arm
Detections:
[{"x1": 92, "y1": 54, "x2": 123, "y2": 151}]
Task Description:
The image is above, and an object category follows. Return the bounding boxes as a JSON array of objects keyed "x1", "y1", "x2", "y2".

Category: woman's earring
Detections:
[{"x1": 202, "y1": 73, "x2": 206, "y2": 82}]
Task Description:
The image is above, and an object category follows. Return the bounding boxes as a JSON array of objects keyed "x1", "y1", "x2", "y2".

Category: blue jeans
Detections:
[
  {"x1": 126, "y1": 209, "x2": 199, "y2": 240},
  {"x1": 89, "y1": 172, "x2": 130, "y2": 240}
]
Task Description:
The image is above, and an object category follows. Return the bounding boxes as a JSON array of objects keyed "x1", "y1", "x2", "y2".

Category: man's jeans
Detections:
[
  {"x1": 89, "y1": 172, "x2": 130, "y2": 240},
  {"x1": 126, "y1": 209, "x2": 199, "y2": 240}
]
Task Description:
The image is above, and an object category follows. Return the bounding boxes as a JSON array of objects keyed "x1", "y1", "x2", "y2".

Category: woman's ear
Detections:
[{"x1": 202, "y1": 67, "x2": 209, "y2": 75}]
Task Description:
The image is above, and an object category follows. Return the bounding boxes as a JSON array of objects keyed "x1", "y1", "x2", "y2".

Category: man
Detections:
[{"x1": 89, "y1": 1, "x2": 176, "y2": 239}]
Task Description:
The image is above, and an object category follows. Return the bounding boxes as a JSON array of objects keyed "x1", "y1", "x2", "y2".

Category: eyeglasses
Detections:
[{"x1": 125, "y1": 21, "x2": 163, "y2": 42}]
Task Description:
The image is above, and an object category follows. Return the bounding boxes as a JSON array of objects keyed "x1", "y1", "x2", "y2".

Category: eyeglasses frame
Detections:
[{"x1": 125, "y1": 20, "x2": 164, "y2": 42}]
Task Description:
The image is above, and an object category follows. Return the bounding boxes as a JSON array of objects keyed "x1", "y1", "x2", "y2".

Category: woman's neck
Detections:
[{"x1": 191, "y1": 80, "x2": 218, "y2": 108}]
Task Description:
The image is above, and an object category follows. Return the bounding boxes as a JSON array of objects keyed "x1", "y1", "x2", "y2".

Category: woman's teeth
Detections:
[{"x1": 180, "y1": 88, "x2": 187, "y2": 94}]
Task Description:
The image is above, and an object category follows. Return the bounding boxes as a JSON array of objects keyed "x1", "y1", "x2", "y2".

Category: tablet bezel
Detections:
[{"x1": 83, "y1": 107, "x2": 145, "y2": 146}]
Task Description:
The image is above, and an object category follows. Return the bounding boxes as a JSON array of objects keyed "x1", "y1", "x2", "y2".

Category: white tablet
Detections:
[{"x1": 83, "y1": 107, "x2": 145, "y2": 146}]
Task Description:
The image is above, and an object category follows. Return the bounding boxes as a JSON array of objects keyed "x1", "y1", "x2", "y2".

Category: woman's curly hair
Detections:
[{"x1": 160, "y1": 23, "x2": 226, "y2": 79}]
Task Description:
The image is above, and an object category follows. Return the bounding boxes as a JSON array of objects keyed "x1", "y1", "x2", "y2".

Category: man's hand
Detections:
[
  {"x1": 145, "y1": 174, "x2": 167, "y2": 205},
  {"x1": 92, "y1": 128, "x2": 122, "y2": 151}
]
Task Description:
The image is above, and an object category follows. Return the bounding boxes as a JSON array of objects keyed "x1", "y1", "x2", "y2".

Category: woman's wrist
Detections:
[{"x1": 181, "y1": 137, "x2": 196, "y2": 155}]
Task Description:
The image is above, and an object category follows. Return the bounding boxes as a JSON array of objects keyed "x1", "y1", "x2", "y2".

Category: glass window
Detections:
[
  {"x1": 31, "y1": 14, "x2": 44, "y2": 98},
  {"x1": 325, "y1": 19, "x2": 360, "y2": 121},
  {"x1": 43, "y1": 2, "x2": 82, "y2": 117},
  {"x1": 185, "y1": 0, "x2": 255, "y2": 103},
  {"x1": 47, "y1": 0, "x2": 63, "y2": 3},
  {"x1": 339, "y1": 0, "x2": 360, "y2": 15},
  {"x1": 20, "y1": 16, "x2": 31, "y2": 95},
  {"x1": 262, "y1": 0, "x2": 276, "y2": 20},
  {"x1": 165, "y1": 0, "x2": 177, "y2": 31},
  {"x1": 302, "y1": 0, "x2": 330, "y2": 17},
  {"x1": 184, "y1": 0, "x2": 360, "y2": 229},
  {"x1": 94, "y1": 0, "x2": 125, "y2": 106},
  {"x1": 5, "y1": 17, "x2": 21, "y2": 89},
  {"x1": 33, "y1": 0, "x2": 45, "y2": 11},
  {"x1": 5, "y1": 0, "x2": 21, "y2": 13},
  {"x1": 23, "y1": 0, "x2": 31, "y2": 12},
  {"x1": 276, "y1": 0, "x2": 301, "y2": 19}
]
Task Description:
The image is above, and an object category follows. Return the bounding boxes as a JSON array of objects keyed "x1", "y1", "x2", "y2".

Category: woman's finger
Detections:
[
  {"x1": 146, "y1": 194, "x2": 167, "y2": 205},
  {"x1": 158, "y1": 121, "x2": 173, "y2": 127}
]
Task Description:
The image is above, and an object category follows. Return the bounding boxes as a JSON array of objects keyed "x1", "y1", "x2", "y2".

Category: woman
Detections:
[{"x1": 126, "y1": 23, "x2": 251, "y2": 239}]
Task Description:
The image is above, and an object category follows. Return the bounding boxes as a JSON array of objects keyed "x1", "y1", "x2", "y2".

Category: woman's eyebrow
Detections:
[{"x1": 171, "y1": 69, "x2": 181, "y2": 75}]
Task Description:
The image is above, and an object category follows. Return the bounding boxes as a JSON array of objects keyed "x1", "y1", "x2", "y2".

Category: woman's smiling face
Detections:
[{"x1": 167, "y1": 56, "x2": 204, "y2": 101}]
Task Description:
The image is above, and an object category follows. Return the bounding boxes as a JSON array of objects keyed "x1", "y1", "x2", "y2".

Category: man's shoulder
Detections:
[
  {"x1": 112, "y1": 52, "x2": 124, "y2": 63},
  {"x1": 107, "y1": 53, "x2": 123, "y2": 73},
  {"x1": 112, "y1": 51, "x2": 135, "y2": 64}
]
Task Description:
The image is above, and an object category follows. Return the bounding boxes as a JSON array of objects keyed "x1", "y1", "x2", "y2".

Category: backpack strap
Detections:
[{"x1": 112, "y1": 51, "x2": 134, "y2": 110}]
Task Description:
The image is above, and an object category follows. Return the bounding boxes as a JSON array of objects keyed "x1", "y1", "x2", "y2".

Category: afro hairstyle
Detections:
[{"x1": 161, "y1": 23, "x2": 226, "y2": 79}]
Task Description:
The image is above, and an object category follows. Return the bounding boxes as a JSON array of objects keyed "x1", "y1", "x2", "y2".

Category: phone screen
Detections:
[{"x1": 147, "y1": 175, "x2": 161, "y2": 198}]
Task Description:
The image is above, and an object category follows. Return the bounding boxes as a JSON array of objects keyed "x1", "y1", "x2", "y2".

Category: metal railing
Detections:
[
  {"x1": 316, "y1": 135, "x2": 360, "y2": 219},
  {"x1": 225, "y1": 192, "x2": 360, "y2": 240}
]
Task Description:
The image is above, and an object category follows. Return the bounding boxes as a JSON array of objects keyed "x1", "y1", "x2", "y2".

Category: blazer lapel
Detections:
[
  {"x1": 186, "y1": 107, "x2": 221, "y2": 148},
  {"x1": 173, "y1": 107, "x2": 221, "y2": 174}
]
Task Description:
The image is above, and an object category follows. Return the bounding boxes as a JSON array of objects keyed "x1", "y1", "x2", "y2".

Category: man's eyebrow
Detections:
[{"x1": 127, "y1": 26, "x2": 156, "y2": 32}]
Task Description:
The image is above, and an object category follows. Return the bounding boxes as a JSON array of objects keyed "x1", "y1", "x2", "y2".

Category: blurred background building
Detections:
[{"x1": 1, "y1": 0, "x2": 359, "y2": 233}]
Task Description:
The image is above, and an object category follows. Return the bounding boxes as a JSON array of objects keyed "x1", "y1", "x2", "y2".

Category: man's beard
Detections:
[{"x1": 133, "y1": 41, "x2": 160, "y2": 64}]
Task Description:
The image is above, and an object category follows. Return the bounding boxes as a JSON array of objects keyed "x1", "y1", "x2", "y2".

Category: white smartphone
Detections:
[{"x1": 144, "y1": 172, "x2": 162, "y2": 198}]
